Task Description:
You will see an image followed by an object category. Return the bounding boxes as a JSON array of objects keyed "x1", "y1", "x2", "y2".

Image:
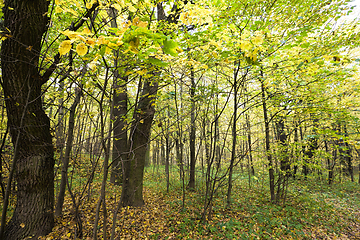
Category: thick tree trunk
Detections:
[
  {"x1": 111, "y1": 73, "x2": 128, "y2": 185},
  {"x1": 121, "y1": 79, "x2": 158, "y2": 206},
  {"x1": 0, "y1": 0, "x2": 54, "y2": 238},
  {"x1": 109, "y1": 7, "x2": 128, "y2": 185}
]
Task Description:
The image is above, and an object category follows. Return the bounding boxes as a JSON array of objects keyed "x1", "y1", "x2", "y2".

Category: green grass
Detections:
[{"x1": 143, "y1": 165, "x2": 360, "y2": 239}]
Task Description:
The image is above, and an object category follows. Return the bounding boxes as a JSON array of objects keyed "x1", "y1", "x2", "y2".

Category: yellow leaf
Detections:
[
  {"x1": 97, "y1": 36, "x2": 109, "y2": 45},
  {"x1": 59, "y1": 40, "x2": 72, "y2": 56},
  {"x1": 105, "y1": 46, "x2": 112, "y2": 55},
  {"x1": 240, "y1": 40, "x2": 252, "y2": 51},
  {"x1": 76, "y1": 43, "x2": 88, "y2": 56},
  {"x1": 55, "y1": 6, "x2": 62, "y2": 14},
  {"x1": 86, "y1": 38, "x2": 96, "y2": 47},
  {"x1": 113, "y1": 3, "x2": 122, "y2": 11},
  {"x1": 60, "y1": 30, "x2": 79, "y2": 40},
  {"x1": 82, "y1": 27, "x2": 91, "y2": 35},
  {"x1": 127, "y1": 3, "x2": 136, "y2": 12},
  {"x1": 133, "y1": 17, "x2": 140, "y2": 26},
  {"x1": 86, "y1": 2, "x2": 92, "y2": 9},
  {"x1": 116, "y1": 39, "x2": 123, "y2": 46},
  {"x1": 89, "y1": 61, "x2": 97, "y2": 70},
  {"x1": 65, "y1": 8, "x2": 78, "y2": 17},
  {"x1": 20, "y1": 223, "x2": 25, "y2": 228}
]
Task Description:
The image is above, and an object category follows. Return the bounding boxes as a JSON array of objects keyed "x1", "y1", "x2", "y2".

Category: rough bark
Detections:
[
  {"x1": 121, "y1": 79, "x2": 158, "y2": 206},
  {"x1": 109, "y1": 7, "x2": 128, "y2": 185},
  {"x1": 110, "y1": 72, "x2": 128, "y2": 185},
  {"x1": 0, "y1": 0, "x2": 54, "y2": 238}
]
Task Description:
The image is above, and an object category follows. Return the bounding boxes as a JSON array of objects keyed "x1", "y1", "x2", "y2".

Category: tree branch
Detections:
[{"x1": 41, "y1": 2, "x2": 100, "y2": 85}]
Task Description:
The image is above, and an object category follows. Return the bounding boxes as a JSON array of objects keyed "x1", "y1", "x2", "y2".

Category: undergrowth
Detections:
[{"x1": 2, "y1": 164, "x2": 360, "y2": 239}]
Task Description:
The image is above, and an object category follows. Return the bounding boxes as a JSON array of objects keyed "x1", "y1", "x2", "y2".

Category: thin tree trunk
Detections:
[
  {"x1": 0, "y1": 126, "x2": 9, "y2": 197},
  {"x1": 165, "y1": 104, "x2": 171, "y2": 192},
  {"x1": 55, "y1": 87, "x2": 82, "y2": 216},
  {"x1": 261, "y1": 78, "x2": 275, "y2": 202},
  {"x1": 93, "y1": 70, "x2": 112, "y2": 240},
  {"x1": 226, "y1": 62, "x2": 240, "y2": 207},
  {"x1": 188, "y1": 68, "x2": 196, "y2": 190}
]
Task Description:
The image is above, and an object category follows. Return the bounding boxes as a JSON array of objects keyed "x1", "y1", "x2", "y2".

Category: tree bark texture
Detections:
[
  {"x1": 1, "y1": 0, "x2": 54, "y2": 238},
  {"x1": 108, "y1": 7, "x2": 128, "y2": 185},
  {"x1": 121, "y1": 79, "x2": 158, "y2": 206},
  {"x1": 111, "y1": 73, "x2": 128, "y2": 185}
]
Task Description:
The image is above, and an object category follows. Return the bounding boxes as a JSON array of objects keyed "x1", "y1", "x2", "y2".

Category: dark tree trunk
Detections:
[
  {"x1": 292, "y1": 123, "x2": 299, "y2": 179},
  {"x1": 275, "y1": 118, "x2": 289, "y2": 203},
  {"x1": 110, "y1": 73, "x2": 128, "y2": 185},
  {"x1": 324, "y1": 140, "x2": 335, "y2": 185},
  {"x1": 246, "y1": 113, "x2": 254, "y2": 175},
  {"x1": 226, "y1": 62, "x2": 241, "y2": 207},
  {"x1": 109, "y1": 7, "x2": 128, "y2": 185},
  {"x1": 0, "y1": 0, "x2": 55, "y2": 238},
  {"x1": 342, "y1": 125, "x2": 353, "y2": 182},
  {"x1": 188, "y1": 68, "x2": 196, "y2": 190},
  {"x1": 261, "y1": 79, "x2": 275, "y2": 202},
  {"x1": 302, "y1": 117, "x2": 318, "y2": 179},
  {"x1": 120, "y1": 79, "x2": 158, "y2": 206}
]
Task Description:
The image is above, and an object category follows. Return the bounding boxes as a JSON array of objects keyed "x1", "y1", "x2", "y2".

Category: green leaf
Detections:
[
  {"x1": 163, "y1": 39, "x2": 178, "y2": 57},
  {"x1": 147, "y1": 57, "x2": 169, "y2": 67}
]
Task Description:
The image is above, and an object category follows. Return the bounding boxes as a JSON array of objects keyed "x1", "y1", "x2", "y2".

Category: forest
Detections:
[{"x1": 1, "y1": 0, "x2": 360, "y2": 239}]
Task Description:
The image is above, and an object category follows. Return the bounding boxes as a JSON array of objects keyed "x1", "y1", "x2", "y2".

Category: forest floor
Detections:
[
  {"x1": 38, "y1": 166, "x2": 360, "y2": 240},
  {"x1": 2, "y1": 165, "x2": 360, "y2": 239}
]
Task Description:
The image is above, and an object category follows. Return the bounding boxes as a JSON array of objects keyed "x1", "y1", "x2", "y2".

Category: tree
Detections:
[{"x1": 0, "y1": 0, "x2": 55, "y2": 238}]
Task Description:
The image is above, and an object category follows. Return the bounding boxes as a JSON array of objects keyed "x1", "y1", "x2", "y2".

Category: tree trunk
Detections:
[
  {"x1": 188, "y1": 68, "x2": 196, "y2": 190},
  {"x1": 0, "y1": 0, "x2": 54, "y2": 238},
  {"x1": 120, "y1": 78, "x2": 158, "y2": 206},
  {"x1": 261, "y1": 79, "x2": 275, "y2": 202},
  {"x1": 275, "y1": 118, "x2": 289, "y2": 203},
  {"x1": 109, "y1": 7, "x2": 128, "y2": 185},
  {"x1": 342, "y1": 125, "x2": 353, "y2": 182},
  {"x1": 110, "y1": 72, "x2": 128, "y2": 185},
  {"x1": 226, "y1": 62, "x2": 240, "y2": 207},
  {"x1": 55, "y1": 88, "x2": 82, "y2": 216}
]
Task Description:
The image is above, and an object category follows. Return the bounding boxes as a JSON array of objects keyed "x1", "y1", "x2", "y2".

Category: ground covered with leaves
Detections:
[
  {"x1": 2, "y1": 166, "x2": 360, "y2": 239},
  {"x1": 35, "y1": 167, "x2": 360, "y2": 240}
]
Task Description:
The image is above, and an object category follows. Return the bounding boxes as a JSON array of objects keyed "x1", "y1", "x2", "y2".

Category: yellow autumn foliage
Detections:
[
  {"x1": 76, "y1": 43, "x2": 88, "y2": 56},
  {"x1": 59, "y1": 40, "x2": 72, "y2": 56}
]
